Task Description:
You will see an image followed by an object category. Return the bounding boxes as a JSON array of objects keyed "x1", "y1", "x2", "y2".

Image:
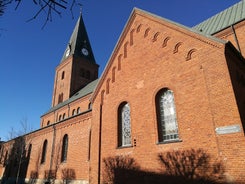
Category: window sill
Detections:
[
  {"x1": 157, "y1": 139, "x2": 182, "y2": 145},
  {"x1": 117, "y1": 145, "x2": 133, "y2": 149}
]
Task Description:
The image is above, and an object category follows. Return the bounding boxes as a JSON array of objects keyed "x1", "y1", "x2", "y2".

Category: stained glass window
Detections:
[
  {"x1": 156, "y1": 89, "x2": 179, "y2": 142},
  {"x1": 118, "y1": 102, "x2": 131, "y2": 146}
]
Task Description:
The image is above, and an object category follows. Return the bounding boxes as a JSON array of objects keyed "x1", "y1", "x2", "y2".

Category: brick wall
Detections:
[{"x1": 90, "y1": 10, "x2": 245, "y2": 184}]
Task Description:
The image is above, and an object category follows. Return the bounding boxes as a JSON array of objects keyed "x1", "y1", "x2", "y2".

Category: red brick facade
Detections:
[{"x1": 0, "y1": 6, "x2": 245, "y2": 184}]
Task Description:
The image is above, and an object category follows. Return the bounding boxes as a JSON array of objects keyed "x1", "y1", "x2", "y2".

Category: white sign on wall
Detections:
[{"x1": 215, "y1": 125, "x2": 241, "y2": 135}]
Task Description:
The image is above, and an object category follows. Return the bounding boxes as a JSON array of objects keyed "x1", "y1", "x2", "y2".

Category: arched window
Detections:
[
  {"x1": 72, "y1": 109, "x2": 76, "y2": 116},
  {"x1": 63, "y1": 113, "x2": 66, "y2": 120},
  {"x1": 61, "y1": 134, "x2": 68, "y2": 162},
  {"x1": 47, "y1": 121, "x2": 50, "y2": 126},
  {"x1": 41, "y1": 140, "x2": 47, "y2": 164},
  {"x1": 118, "y1": 102, "x2": 131, "y2": 147},
  {"x1": 58, "y1": 115, "x2": 62, "y2": 121},
  {"x1": 77, "y1": 107, "x2": 81, "y2": 114},
  {"x1": 88, "y1": 102, "x2": 92, "y2": 110},
  {"x1": 156, "y1": 88, "x2": 179, "y2": 142}
]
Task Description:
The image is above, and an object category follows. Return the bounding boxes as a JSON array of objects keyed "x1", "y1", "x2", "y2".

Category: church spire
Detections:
[
  {"x1": 60, "y1": 14, "x2": 96, "y2": 64},
  {"x1": 51, "y1": 13, "x2": 99, "y2": 107}
]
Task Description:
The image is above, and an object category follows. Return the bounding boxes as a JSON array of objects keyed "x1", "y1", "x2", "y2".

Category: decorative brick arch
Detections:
[
  {"x1": 118, "y1": 54, "x2": 123, "y2": 71},
  {"x1": 152, "y1": 32, "x2": 160, "y2": 42},
  {"x1": 186, "y1": 48, "x2": 197, "y2": 61},
  {"x1": 144, "y1": 27, "x2": 151, "y2": 38},
  {"x1": 136, "y1": 24, "x2": 142, "y2": 33},
  {"x1": 124, "y1": 42, "x2": 129, "y2": 58},
  {"x1": 162, "y1": 36, "x2": 171, "y2": 48},
  {"x1": 130, "y1": 29, "x2": 135, "y2": 46},
  {"x1": 173, "y1": 42, "x2": 183, "y2": 53},
  {"x1": 112, "y1": 67, "x2": 116, "y2": 83},
  {"x1": 106, "y1": 78, "x2": 111, "y2": 94}
]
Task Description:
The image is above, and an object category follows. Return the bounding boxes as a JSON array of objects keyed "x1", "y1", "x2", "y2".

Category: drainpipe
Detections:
[
  {"x1": 98, "y1": 104, "x2": 103, "y2": 184},
  {"x1": 231, "y1": 25, "x2": 242, "y2": 54}
]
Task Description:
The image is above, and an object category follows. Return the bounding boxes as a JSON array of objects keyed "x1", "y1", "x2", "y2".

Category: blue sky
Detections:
[{"x1": 0, "y1": 0, "x2": 241, "y2": 141}]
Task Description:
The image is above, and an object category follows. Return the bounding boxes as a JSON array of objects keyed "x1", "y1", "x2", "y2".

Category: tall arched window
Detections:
[
  {"x1": 118, "y1": 102, "x2": 131, "y2": 147},
  {"x1": 156, "y1": 88, "x2": 179, "y2": 142},
  {"x1": 41, "y1": 140, "x2": 47, "y2": 164},
  {"x1": 61, "y1": 134, "x2": 68, "y2": 162}
]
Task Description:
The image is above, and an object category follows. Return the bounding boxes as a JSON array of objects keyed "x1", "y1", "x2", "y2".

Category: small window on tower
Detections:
[{"x1": 61, "y1": 71, "x2": 65, "y2": 80}]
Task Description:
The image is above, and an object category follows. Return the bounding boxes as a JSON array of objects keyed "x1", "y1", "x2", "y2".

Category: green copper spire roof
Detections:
[
  {"x1": 60, "y1": 14, "x2": 96, "y2": 63},
  {"x1": 193, "y1": 0, "x2": 245, "y2": 35}
]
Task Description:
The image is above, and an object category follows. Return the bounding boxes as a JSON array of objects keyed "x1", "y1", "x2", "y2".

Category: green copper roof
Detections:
[
  {"x1": 41, "y1": 79, "x2": 98, "y2": 116},
  {"x1": 60, "y1": 14, "x2": 96, "y2": 63},
  {"x1": 193, "y1": 0, "x2": 245, "y2": 35}
]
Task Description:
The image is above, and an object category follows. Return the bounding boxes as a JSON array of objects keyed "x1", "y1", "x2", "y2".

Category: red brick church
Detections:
[{"x1": 0, "y1": 1, "x2": 245, "y2": 184}]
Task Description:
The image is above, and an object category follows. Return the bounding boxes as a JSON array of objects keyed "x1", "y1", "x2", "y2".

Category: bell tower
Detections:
[{"x1": 51, "y1": 14, "x2": 99, "y2": 107}]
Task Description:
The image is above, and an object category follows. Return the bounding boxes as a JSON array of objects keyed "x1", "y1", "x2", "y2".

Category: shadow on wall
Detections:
[
  {"x1": 61, "y1": 168, "x2": 76, "y2": 184},
  {"x1": 29, "y1": 168, "x2": 76, "y2": 184},
  {"x1": 103, "y1": 148, "x2": 227, "y2": 184},
  {"x1": 0, "y1": 136, "x2": 31, "y2": 184}
]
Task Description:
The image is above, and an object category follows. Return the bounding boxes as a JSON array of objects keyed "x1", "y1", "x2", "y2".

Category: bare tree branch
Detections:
[
  {"x1": 1, "y1": 0, "x2": 80, "y2": 28},
  {"x1": 6, "y1": 117, "x2": 33, "y2": 140}
]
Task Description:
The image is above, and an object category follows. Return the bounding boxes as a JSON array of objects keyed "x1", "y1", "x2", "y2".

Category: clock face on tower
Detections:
[{"x1": 81, "y1": 48, "x2": 89, "y2": 56}]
